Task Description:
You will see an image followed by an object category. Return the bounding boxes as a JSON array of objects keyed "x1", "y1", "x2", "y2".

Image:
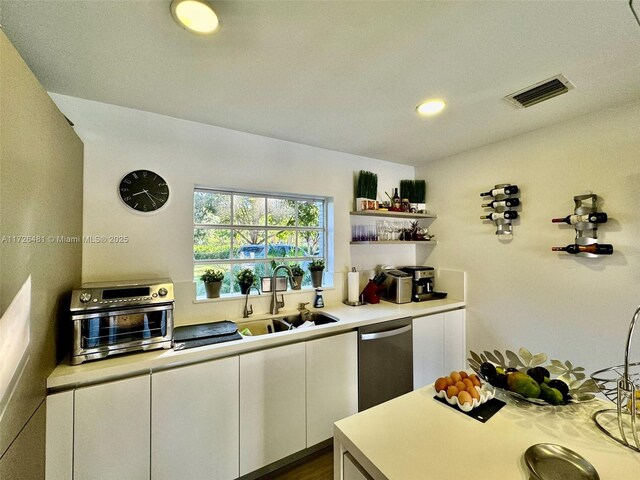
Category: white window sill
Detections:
[{"x1": 193, "y1": 285, "x2": 335, "y2": 303}]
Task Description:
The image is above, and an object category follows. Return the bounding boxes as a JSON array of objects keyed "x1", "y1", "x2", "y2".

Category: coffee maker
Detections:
[{"x1": 400, "y1": 266, "x2": 443, "y2": 302}]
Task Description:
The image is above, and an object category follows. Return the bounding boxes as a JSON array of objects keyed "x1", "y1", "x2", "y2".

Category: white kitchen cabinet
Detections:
[
  {"x1": 45, "y1": 391, "x2": 74, "y2": 480},
  {"x1": 413, "y1": 309, "x2": 466, "y2": 389},
  {"x1": 443, "y1": 308, "x2": 466, "y2": 374},
  {"x1": 412, "y1": 313, "x2": 445, "y2": 389},
  {"x1": 74, "y1": 375, "x2": 150, "y2": 480},
  {"x1": 239, "y1": 342, "x2": 306, "y2": 475},
  {"x1": 151, "y1": 356, "x2": 239, "y2": 480},
  {"x1": 306, "y1": 332, "x2": 358, "y2": 446}
]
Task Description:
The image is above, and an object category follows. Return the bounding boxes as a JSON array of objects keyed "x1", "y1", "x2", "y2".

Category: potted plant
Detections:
[
  {"x1": 400, "y1": 179, "x2": 426, "y2": 213},
  {"x1": 200, "y1": 268, "x2": 224, "y2": 298},
  {"x1": 289, "y1": 263, "x2": 304, "y2": 290},
  {"x1": 236, "y1": 268, "x2": 256, "y2": 295},
  {"x1": 308, "y1": 258, "x2": 325, "y2": 288},
  {"x1": 355, "y1": 170, "x2": 378, "y2": 211}
]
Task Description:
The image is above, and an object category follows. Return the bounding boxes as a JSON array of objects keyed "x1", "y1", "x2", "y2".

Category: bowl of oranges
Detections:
[{"x1": 434, "y1": 371, "x2": 494, "y2": 412}]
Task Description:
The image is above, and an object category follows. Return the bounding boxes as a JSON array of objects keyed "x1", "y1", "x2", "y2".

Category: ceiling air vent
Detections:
[{"x1": 505, "y1": 74, "x2": 574, "y2": 109}]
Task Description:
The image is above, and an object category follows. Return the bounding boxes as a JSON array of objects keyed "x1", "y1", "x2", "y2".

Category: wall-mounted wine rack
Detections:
[
  {"x1": 551, "y1": 193, "x2": 612, "y2": 257},
  {"x1": 480, "y1": 183, "x2": 520, "y2": 236}
]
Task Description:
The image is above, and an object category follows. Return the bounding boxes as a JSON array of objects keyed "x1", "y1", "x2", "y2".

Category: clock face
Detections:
[{"x1": 118, "y1": 170, "x2": 169, "y2": 212}]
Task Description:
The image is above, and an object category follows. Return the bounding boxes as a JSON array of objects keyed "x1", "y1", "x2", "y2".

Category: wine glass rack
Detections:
[
  {"x1": 480, "y1": 183, "x2": 520, "y2": 236},
  {"x1": 551, "y1": 194, "x2": 613, "y2": 258}
]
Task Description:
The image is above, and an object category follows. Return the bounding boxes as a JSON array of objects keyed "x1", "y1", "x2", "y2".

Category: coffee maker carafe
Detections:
[{"x1": 400, "y1": 266, "x2": 436, "y2": 302}]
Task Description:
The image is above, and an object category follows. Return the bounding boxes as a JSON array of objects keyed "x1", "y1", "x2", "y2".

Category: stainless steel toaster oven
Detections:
[{"x1": 69, "y1": 279, "x2": 174, "y2": 365}]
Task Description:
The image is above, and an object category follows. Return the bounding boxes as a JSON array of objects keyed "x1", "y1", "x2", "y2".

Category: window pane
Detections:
[
  {"x1": 299, "y1": 230, "x2": 322, "y2": 257},
  {"x1": 266, "y1": 230, "x2": 298, "y2": 257},
  {"x1": 298, "y1": 261, "x2": 313, "y2": 288},
  {"x1": 194, "y1": 189, "x2": 328, "y2": 298},
  {"x1": 194, "y1": 228, "x2": 231, "y2": 260},
  {"x1": 194, "y1": 264, "x2": 232, "y2": 296},
  {"x1": 267, "y1": 198, "x2": 296, "y2": 227},
  {"x1": 234, "y1": 195, "x2": 266, "y2": 226},
  {"x1": 194, "y1": 191, "x2": 231, "y2": 225},
  {"x1": 231, "y1": 264, "x2": 264, "y2": 294},
  {"x1": 297, "y1": 200, "x2": 322, "y2": 227},
  {"x1": 234, "y1": 230, "x2": 266, "y2": 259}
]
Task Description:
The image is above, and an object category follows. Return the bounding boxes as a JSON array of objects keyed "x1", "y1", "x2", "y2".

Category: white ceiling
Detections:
[{"x1": 1, "y1": 1, "x2": 640, "y2": 166}]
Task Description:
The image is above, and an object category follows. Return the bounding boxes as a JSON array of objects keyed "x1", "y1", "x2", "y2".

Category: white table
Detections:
[{"x1": 334, "y1": 386, "x2": 640, "y2": 479}]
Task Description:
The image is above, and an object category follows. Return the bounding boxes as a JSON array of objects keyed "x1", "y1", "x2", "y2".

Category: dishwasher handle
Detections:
[{"x1": 360, "y1": 324, "x2": 412, "y2": 341}]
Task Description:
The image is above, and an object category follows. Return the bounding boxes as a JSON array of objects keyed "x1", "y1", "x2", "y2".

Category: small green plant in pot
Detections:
[
  {"x1": 289, "y1": 263, "x2": 304, "y2": 290},
  {"x1": 236, "y1": 268, "x2": 256, "y2": 295},
  {"x1": 308, "y1": 259, "x2": 325, "y2": 288},
  {"x1": 201, "y1": 269, "x2": 224, "y2": 298}
]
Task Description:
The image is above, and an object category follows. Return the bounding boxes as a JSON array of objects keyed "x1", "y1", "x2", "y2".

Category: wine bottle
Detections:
[
  {"x1": 482, "y1": 198, "x2": 520, "y2": 208},
  {"x1": 392, "y1": 188, "x2": 401, "y2": 210},
  {"x1": 480, "y1": 185, "x2": 519, "y2": 197},
  {"x1": 551, "y1": 212, "x2": 608, "y2": 225},
  {"x1": 551, "y1": 243, "x2": 613, "y2": 255},
  {"x1": 480, "y1": 211, "x2": 518, "y2": 221}
]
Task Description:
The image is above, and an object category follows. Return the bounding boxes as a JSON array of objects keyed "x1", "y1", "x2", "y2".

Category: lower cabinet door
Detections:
[
  {"x1": 151, "y1": 356, "x2": 240, "y2": 480},
  {"x1": 444, "y1": 309, "x2": 466, "y2": 373},
  {"x1": 74, "y1": 375, "x2": 150, "y2": 480},
  {"x1": 46, "y1": 391, "x2": 74, "y2": 480},
  {"x1": 239, "y1": 342, "x2": 306, "y2": 475},
  {"x1": 412, "y1": 313, "x2": 445, "y2": 389},
  {"x1": 306, "y1": 332, "x2": 358, "y2": 446},
  {"x1": 413, "y1": 309, "x2": 467, "y2": 389}
]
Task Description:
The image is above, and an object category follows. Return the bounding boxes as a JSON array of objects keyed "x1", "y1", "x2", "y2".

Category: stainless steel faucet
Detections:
[
  {"x1": 270, "y1": 265, "x2": 297, "y2": 315},
  {"x1": 297, "y1": 302, "x2": 311, "y2": 323},
  {"x1": 243, "y1": 286, "x2": 261, "y2": 318}
]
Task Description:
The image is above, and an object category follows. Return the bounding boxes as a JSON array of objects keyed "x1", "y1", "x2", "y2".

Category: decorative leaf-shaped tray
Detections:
[{"x1": 468, "y1": 347, "x2": 600, "y2": 405}]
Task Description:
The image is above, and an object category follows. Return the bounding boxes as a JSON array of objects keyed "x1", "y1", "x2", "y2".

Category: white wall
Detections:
[
  {"x1": 50, "y1": 94, "x2": 417, "y2": 325},
  {"x1": 416, "y1": 101, "x2": 640, "y2": 375}
]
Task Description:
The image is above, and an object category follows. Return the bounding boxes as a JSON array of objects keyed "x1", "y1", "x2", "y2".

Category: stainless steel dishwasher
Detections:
[{"x1": 358, "y1": 317, "x2": 413, "y2": 411}]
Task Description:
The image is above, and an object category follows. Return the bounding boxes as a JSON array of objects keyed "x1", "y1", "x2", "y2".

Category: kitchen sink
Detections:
[{"x1": 237, "y1": 312, "x2": 339, "y2": 336}]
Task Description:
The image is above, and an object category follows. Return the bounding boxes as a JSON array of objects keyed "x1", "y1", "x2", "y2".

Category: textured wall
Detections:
[
  {"x1": 416, "y1": 101, "x2": 640, "y2": 376},
  {"x1": 0, "y1": 30, "x2": 83, "y2": 476}
]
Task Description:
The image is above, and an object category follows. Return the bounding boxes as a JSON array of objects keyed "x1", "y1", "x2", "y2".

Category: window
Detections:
[{"x1": 194, "y1": 188, "x2": 328, "y2": 297}]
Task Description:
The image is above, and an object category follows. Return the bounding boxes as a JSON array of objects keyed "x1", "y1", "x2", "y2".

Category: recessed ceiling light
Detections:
[
  {"x1": 416, "y1": 100, "x2": 446, "y2": 116},
  {"x1": 170, "y1": 0, "x2": 219, "y2": 34}
]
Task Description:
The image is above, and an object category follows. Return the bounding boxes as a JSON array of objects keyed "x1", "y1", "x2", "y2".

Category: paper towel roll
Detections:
[{"x1": 347, "y1": 271, "x2": 360, "y2": 303}]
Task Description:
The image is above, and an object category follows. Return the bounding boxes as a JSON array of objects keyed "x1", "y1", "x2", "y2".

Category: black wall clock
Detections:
[{"x1": 119, "y1": 170, "x2": 169, "y2": 212}]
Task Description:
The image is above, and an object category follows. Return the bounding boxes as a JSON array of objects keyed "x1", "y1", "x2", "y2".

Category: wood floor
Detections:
[{"x1": 259, "y1": 447, "x2": 333, "y2": 480}]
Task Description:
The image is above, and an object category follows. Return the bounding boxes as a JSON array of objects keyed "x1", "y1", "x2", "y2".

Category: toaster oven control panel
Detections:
[{"x1": 70, "y1": 279, "x2": 174, "y2": 312}]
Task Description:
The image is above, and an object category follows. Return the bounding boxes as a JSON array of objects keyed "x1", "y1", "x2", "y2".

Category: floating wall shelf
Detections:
[
  {"x1": 349, "y1": 240, "x2": 437, "y2": 245},
  {"x1": 349, "y1": 210, "x2": 436, "y2": 219}
]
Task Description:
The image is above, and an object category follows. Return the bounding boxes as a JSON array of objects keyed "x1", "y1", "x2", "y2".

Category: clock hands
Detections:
[
  {"x1": 147, "y1": 193, "x2": 166, "y2": 204},
  {"x1": 131, "y1": 189, "x2": 164, "y2": 207},
  {"x1": 142, "y1": 190, "x2": 157, "y2": 207}
]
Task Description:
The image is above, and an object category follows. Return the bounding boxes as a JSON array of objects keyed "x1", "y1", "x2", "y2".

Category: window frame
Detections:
[{"x1": 193, "y1": 187, "x2": 329, "y2": 297}]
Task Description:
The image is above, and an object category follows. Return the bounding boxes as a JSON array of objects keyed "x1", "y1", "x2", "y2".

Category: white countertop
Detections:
[
  {"x1": 334, "y1": 385, "x2": 640, "y2": 480},
  {"x1": 48, "y1": 298, "x2": 464, "y2": 390}
]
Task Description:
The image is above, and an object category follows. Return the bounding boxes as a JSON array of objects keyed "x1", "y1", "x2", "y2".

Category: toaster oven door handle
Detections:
[
  {"x1": 70, "y1": 303, "x2": 173, "y2": 321},
  {"x1": 360, "y1": 324, "x2": 412, "y2": 341}
]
